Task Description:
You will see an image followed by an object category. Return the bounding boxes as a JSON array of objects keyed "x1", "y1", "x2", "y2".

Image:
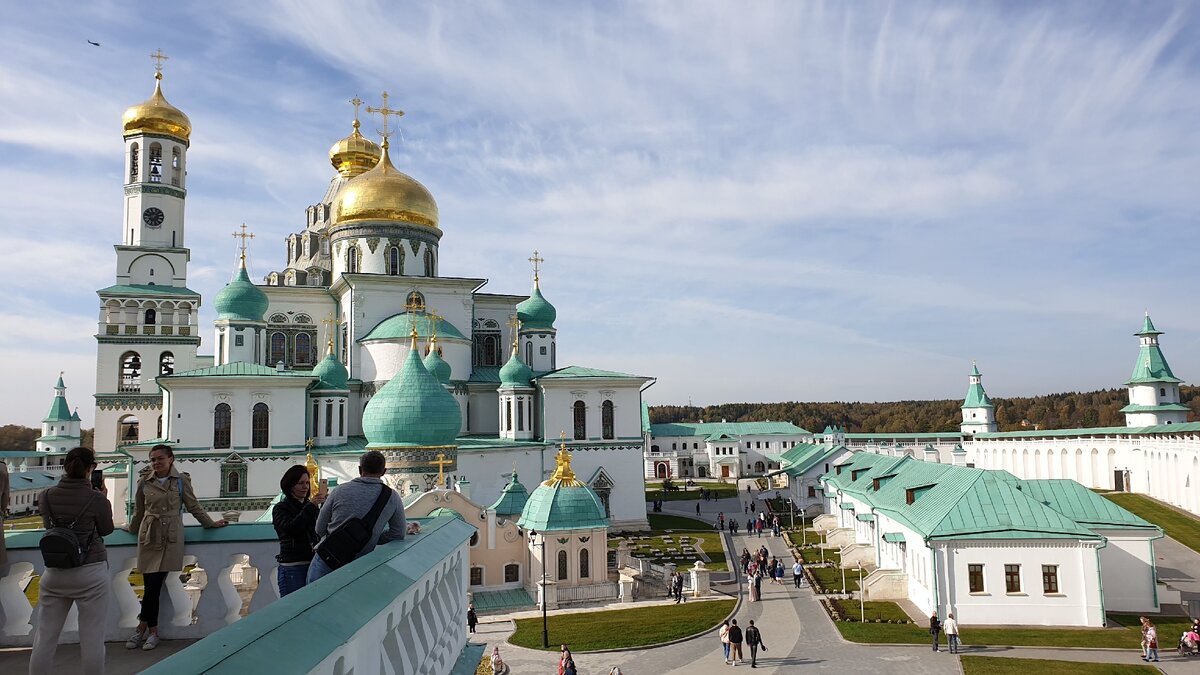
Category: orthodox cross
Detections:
[
  {"x1": 349, "y1": 96, "x2": 364, "y2": 129},
  {"x1": 508, "y1": 314, "x2": 521, "y2": 350},
  {"x1": 404, "y1": 292, "x2": 425, "y2": 313},
  {"x1": 322, "y1": 314, "x2": 338, "y2": 352},
  {"x1": 528, "y1": 250, "x2": 544, "y2": 285},
  {"x1": 232, "y1": 224, "x2": 255, "y2": 261},
  {"x1": 150, "y1": 48, "x2": 169, "y2": 75},
  {"x1": 428, "y1": 309, "x2": 443, "y2": 341},
  {"x1": 365, "y1": 91, "x2": 405, "y2": 142},
  {"x1": 431, "y1": 452, "x2": 454, "y2": 488}
]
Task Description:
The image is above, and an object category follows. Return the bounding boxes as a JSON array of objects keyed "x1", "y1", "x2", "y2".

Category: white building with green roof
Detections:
[
  {"x1": 84, "y1": 73, "x2": 655, "y2": 529},
  {"x1": 646, "y1": 420, "x2": 812, "y2": 480}
]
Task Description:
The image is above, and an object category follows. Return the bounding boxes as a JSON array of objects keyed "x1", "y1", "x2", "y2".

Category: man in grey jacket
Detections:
[{"x1": 307, "y1": 451, "x2": 406, "y2": 583}]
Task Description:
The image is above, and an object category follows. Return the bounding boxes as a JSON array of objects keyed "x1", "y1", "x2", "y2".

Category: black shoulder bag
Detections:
[
  {"x1": 315, "y1": 484, "x2": 392, "y2": 571},
  {"x1": 39, "y1": 490, "x2": 98, "y2": 569}
]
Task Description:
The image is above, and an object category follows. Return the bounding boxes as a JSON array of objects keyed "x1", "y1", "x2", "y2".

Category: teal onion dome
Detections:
[
  {"x1": 516, "y1": 446, "x2": 608, "y2": 532},
  {"x1": 362, "y1": 340, "x2": 462, "y2": 447},
  {"x1": 516, "y1": 285, "x2": 556, "y2": 330},
  {"x1": 311, "y1": 352, "x2": 349, "y2": 390},
  {"x1": 214, "y1": 260, "x2": 269, "y2": 322},
  {"x1": 498, "y1": 347, "x2": 533, "y2": 387},
  {"x1": 489, "y1": 471, "x2": 530, "y2": 517},
  {"x1": 423, "y1": 344, "x2": 452, "y2": 383}
]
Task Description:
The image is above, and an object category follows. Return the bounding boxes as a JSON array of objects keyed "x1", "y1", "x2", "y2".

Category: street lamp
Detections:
[
  {"x1": 857, "y1": 566, "x2": 864, "y2": 622},
  {"x1": 529, "y1": 529, "x2": 549, "y2": 648},
  {"x1": 820, "y1": 529, "x2": 826, "y2": 565},
  {"x1": 841, "y1": 561, "x2": 847, "y2": 594},
  {"x1": 786, "y1": 498, "x2": 795, "y2": 532},
  {"x1": 800, "y1": 507, "x2": 807, "y2": 546}
]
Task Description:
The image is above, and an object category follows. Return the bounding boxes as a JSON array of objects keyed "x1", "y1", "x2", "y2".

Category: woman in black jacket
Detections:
[{"x1": 273, "y1": 465, "x2": 324, "y2": 597}]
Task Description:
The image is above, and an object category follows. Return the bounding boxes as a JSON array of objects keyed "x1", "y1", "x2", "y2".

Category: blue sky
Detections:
[{"x1": 2, "y1": 1, "x2": 1198, "y2": 427}]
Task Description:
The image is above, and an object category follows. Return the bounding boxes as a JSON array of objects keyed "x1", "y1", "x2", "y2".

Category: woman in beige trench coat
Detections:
[{"x1": 124, "y1": 444, "x2": 226, "y2": 651}]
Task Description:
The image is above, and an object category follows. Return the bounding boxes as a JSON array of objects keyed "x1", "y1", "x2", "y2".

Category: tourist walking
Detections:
[
  {"x1": 126, "y1": 444, "x2": 227, "y2": 651},
  {"x1": 728, "y1": 619, "x2": 744, "y2": 665},
  {"x1": 673, "y1": 571, "x2": 686, "y2": 602},
  {"x1": 308, "y1": 451, "x2": 407, "y2": 583},
  {"x1": 929, "y1": 613, "x2": 942, "y2": 652},
  {"x1": 741, "y1": 549, "x2": 751, "y2": 575},
  {"x1": 754, "y1": 568, "x2": 764, "y2": 601},
  {"x1": 944, "y1": 612, "x2": 960, "y2": 654},
  {"x1": 467, "y1": 604, "x2": 478, "y2": 633},
  {"x1": 745, "y1": 619, "x2": 767, "y2": 668},
  {"x1": 730, "y1": 519, "x2": 739, "y2": 534},
  {"x1": 1144, "y1": 621, "x2": 1159, "y2": 662},
  {"x1": 719, "y1": 620, "x2": 732, "y2": 663},
  {"x1": 558, "y1": 644, "x2": 573, "y2": 674},
  {"x1": 792, "y1": 559, "x2": 804, "y2": 588},
  {"x1": 272, "y1": 465, "x2": 325, "y2": 597},
  {"x1": 29, "y1": 447, "x2": 114, "y2": 675},
  {"x1": 696, "y1": 502, "x2": 701, "y2": 516},
  {"x1": 718, "y1": 512, "x2": 725, "y2": 530}
]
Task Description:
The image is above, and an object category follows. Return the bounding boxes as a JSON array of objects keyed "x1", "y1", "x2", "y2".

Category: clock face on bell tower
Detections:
[{"x1": 142, "y1": 207, "x2": 165, "y2": 228}]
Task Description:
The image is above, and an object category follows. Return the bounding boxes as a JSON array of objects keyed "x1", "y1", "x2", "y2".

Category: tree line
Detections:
[
  {"x1": 650, "y1": 386, "x2": 1198, "y2": 434},
  {"x1": 0, "y1": 425, "x2": 95, "y2": 452}
]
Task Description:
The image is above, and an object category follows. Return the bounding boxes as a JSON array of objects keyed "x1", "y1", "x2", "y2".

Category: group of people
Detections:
[
  {"x1": 23, "y1": 445, "x2": 411, "y2": 674},
  {"x1": 928, "y1": 612, "x2": 961, "y2": 654},
  {"x1": 668, "y1": 570, "x2": 688, "y2": 602},
  {"x1": 740, "y1": 512, "x2": 780, "y2": 538},
  {"x1": 718, "y1": 618, "x2": 768, "y2": 667}
]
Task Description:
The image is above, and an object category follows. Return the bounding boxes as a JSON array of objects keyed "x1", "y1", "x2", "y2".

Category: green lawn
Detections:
[
  {"x1": 3, "y1": 514, "x2": 44, "y2": 530},
  {"x1": 647, "y1": 513, "x2": 714, "y2": 530},
  {"x1": 786, "y1": 531, "x2": 822, "y2": 549},
  {"x1": 809, "y1": 565, "x2": 859, "y2": 593},
  {"x1": 614, "y1": 515, "x2": 728, "y2": 571},
  {"x1": 960, "y1": 656, "x2": 1157, "y2": 675},
  {"x1": 1102, "y1": 492, "x2": 1200, "y2": 554},
  {"x1": 828, "y1": 599, "x2": 911, "y2": 623},
  {"x1": 645, "y1": 481, "x2": 739, "y2": 502},
  {"x1": 834, "y1": 617, "x2": 1192, "y2": 649},
  {"x1": 509, "y1": 599, "x2": 735, "y2": 651}
]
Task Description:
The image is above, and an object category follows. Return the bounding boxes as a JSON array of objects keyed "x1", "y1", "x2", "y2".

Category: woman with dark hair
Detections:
[
  {"x1": 125, "y1": 444, "x2": 226, "y2": 651},
  {"x1": 272, "y1": 465, "x2": 324, "y2": 596},
  {"x1": 30, "y1": 446, "x2": 114, "y2": 674}
]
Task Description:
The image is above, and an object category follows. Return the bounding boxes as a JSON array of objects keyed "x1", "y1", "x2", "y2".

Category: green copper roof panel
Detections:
[
  {"x1": 164, "y1": 362, "x2": 316, "y2": 378},
  {"x1": 98, "y1": 284, "x2": 200, "y2": 297},
  {"x1": 652, "y1": 421, "x2": 811, "y2": 438},
  {"x1": 516, "y1": 286, "x2": 557, "y2": 329},
  {"x1": 311, "y1": 353, "x2": 350, "y2": 390},
  {"x1": 537, "y1": 366, "x2": 647, "y2": 380},
  {"x1": 641, "y1": 400, "x2": 652, "y2": 435},
  {"x1": 1118, "y1": 403, "x2": 1190, "y2": 413},
  {"x1": 516, "y1": 481, "x2": 608, "y2": 531},
  {"x1": 1016, "y1": 479, "x2": 1156, "y2": 530},
  {"x1": 1126, "y1": 345, "x2": 1182, "y2": 384},
  {"x1": 489, "y1": 472, "x2": 530, "y2": 516},
  {"x1": 977, "y1": 421, "x2": 1200, "y2": 439},
  {"x1": 43, "y1": 395, "x2": 73, "y2": 422},
  {"x1": 363, "y1": 347, "x2": 461, "y2": 447},
  {"x1": 839, "y1": 503, "x2": 856, "y2": 510},
  {"x1": 962, "y1": 382, "x2": 994, "y2": 409},
  {"x1": 1137, "y1": 314, "x2": 1162, "y2": 336},
  {"x1": 882, "y1": 532, "x2": 905, "y2": 543},
  {"x1": 855, "y1": 513, "x2": 875, "y2": 522},
  {"x1": 214, "y1": 265, "x2": 269, "y2": 322},
  {"x1": 360, "y1": 311, "x2": 467, "y2": 342},
  {"x1": 843, "y1": 432, "x2": 962, "y2": 439}
]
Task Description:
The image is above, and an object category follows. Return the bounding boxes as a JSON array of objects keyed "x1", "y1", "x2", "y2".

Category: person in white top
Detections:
[
  {"x1": 944, "y1": 613, "x2": 960, "y2": 654},
  {"x1": 720, "y1": 619, "x2": 732, "y2": 664}
]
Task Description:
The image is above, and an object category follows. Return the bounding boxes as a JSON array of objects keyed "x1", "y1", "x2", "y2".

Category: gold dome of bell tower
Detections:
[
  {"x1": 328, "y1": 97, "x2": 382, "y2": 179},
  {"x1": 122, "y1": 49, "x2": 191, "y2": 142}
]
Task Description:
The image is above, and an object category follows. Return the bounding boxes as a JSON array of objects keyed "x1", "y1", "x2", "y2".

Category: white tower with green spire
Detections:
[
  {"x1": 37, "y1": 375, "x2": 82, "y2": 453},
  {"x1": 960, "y1": 362, "x2": 997, "y2": 436},
  {"x1": 1120, "y1": 314, "x2": 1188, "y2": 427}
]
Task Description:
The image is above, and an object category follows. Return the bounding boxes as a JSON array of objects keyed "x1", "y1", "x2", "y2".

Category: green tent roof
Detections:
[
  {"x1": 43, "y1": 393, "x2": 72, "y2": 423},
  {"x1": 362, "y1": 343, "x2": 461, "y2": 448},
  {"x1": 489, "y1": 471, "x2": 530, "y2": 516}
]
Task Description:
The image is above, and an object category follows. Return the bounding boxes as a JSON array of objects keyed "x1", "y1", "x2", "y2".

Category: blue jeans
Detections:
[
  {"x1": 306, "y1": 555, "x2": 335, "y2": 584},
  {"x1": 723, "y1": 642, "x2": 730, "y2": 660},
  {"x1": 948, "y1": 634, "x2": 959, "y2": 653},
  {"x1": 278, "y1": 564, "x2": 310, "y2": 597}
]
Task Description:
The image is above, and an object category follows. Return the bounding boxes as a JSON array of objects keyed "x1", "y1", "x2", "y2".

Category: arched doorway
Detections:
[
  {"x1": 697, "y1": 466, "x2": 708, "y2": 478},
  {"x1": 655, "y1": 462, "x2": 668, "y2": 479}
]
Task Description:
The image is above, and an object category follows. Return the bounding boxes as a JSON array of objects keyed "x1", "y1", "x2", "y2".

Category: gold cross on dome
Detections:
[
  {"x1": 365, "y1": 91, "x2": 405, "y2": 142},
  {"x1": 322, "y1": 314, "x2": 337, "y2": 352},
  {"x1": 349, "y1": 96, "x2": 364, "y2": 128},
  {"x1": 508, "y1": 314, "x2": 521, "y2": 348},
  {"x1": 232, "y1": 224, "x2": 255, "y2": 261},
  {"x1": 528, "y1": 250, "x2": 544, "y2": 284},
  {"x1": 431, "y1": 452, "x2": 454, "y2": 487},
  {"x1": 150, "y1": 48, "x2": 169, "y2": 74}
]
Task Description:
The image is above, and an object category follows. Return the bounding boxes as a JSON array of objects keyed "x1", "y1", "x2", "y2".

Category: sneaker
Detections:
[
  {"x1": 142, "y1": 634, "x2": 160, "y2": 651},
  {"x1": 125, "y1": 629, "x2": 146, "y2": 650}
]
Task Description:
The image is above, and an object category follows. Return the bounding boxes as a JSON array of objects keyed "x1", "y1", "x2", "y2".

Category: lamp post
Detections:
[
  {"x1": 857, "y1": 566, "x2": 864, "y2": 621},
  {"x1": 787, "y1": 498, "x2": 795, "y2": 532},
  {"x1": 530, "y1": 529, "x2": 549, "y2": 648},
  {"x1": 800, "y1": 507, "x2": 807, "y2": 546},
  {"x1": 841, "y1": 562, "x2": 847, "y2": 594},
  {"x1": 820, "y1": 529, "x2": 826, "y2": 565}
]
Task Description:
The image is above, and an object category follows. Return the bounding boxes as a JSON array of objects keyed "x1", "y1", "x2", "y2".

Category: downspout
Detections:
[
  {"x1": 116, "y1": 448, "x2": 136, "y2": 521},
  {"x1": 1148, "y1": 529, "x2": 1165, "y2": 610},
  {"x1": 928, "y1": 538, "x2": 940, "y2": 614},
  {"x1": 1094, "y1": 536, "x2": 1108, "y2": 626}
]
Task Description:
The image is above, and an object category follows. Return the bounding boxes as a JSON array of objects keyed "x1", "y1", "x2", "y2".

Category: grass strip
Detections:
[
  {"x1": 509, "y1": 599, "x2": 736, "y2": 652},
  {"x1": 833, "y1": 618, "x2": 1191, "y2": 649},
  {"x1": 960, "y1": 655, "x2": 1158, "y2": 674},
  {"x1": 1101, "y1": 492, "x2": 1200, "y2": 554}
]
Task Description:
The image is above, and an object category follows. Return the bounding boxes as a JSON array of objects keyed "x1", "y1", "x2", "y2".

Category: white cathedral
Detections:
[{"x1": 87, "y1": 65, "x2": 652, "y2": 528}]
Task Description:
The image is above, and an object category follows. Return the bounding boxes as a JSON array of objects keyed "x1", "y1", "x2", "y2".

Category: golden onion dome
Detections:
[
  {"x1": 122, "y1": 72, "x2": 191, "y2": 141},
  {"x1": 328, "y1": 119, "x2": 382, "y2": 178},
  {"x1": 332, "y1": 140, "x2": 439, "y2": 229}
]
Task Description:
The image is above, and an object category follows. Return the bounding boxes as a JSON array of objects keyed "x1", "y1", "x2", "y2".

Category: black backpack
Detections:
[
  {"x1": 314, "y1": 484, "x2": 392, "y2": 571},
  {"x1": 40, "y1": 490, "x2": 98, "y2": 569}
]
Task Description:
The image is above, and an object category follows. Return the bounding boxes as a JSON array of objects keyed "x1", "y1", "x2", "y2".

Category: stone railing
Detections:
[{"x1": 145, "y1": 516, "x2": 475, "y2": 675}]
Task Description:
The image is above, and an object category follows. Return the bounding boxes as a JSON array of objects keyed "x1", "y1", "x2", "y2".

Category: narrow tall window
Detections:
[
  {"x1": 338, "y1": 402, "x2": 345, "y2": 436},
  {"x1": 1041, "y1": 565, "x2": 1059, "y2": 594},
  {"x1": 506, "y1": 399, "x2": 513, "y2": 431},
  {"x1": 227, "y1": 471, "x2": 240, "y2": 494},
  {"x1": 325, "y1": 401, "x2": 333, "y2": 437},
  {"x1": 517, "y1": 397, "x2": 524, "y2": 431},
  {"x1": 968, "y1": 564, "x2": 984, "y2": 593},
  {"x1": 214, "y1": 403, "x2": 232, "y2": 449},
  {"x1": 145, "y1": 308, "x2": 156, "y2": 325},
  {"x1": 129, "y1": 143, "x2": 139, "y2": 181},
  {"x1": 424, "y1": 248, "x2": 434, "y2": 276},
  {"x1": 579, "y1": 549, "x2": 590, "y2": 578},
  {"x1": 470, "y1": 567, "x2": 483, "y2": 586},
  {"x1": 159, "y1": 352, "x2": 175, "y2": 376},
  {"x1": 156, "y1": 415, "x2": 163, "y2": 438},
  {"x1": 387, "y1": 246, "x2": 402, "y2": 275},
  {"x1": 119, "y1": 352, "x2": 142, "y2": 392},
  {"x1": 1004, "y1": 564, "x2": 1021, "y2": 593},
  {"x1": 148, "y1": 143, "x2": 163, "y2": 182},
  {"x1": 252, "y1": 402, "x2": 269, "y2": 448},
  {"x1": 312, "y1": 401, "x2": 319, "y2": 437},
  {"x1": 601, "y1": 400, "x2": 615, "y2": 440},
  {"x1": 573, "y1": 401, "x2": 587, "y2": 440},
  {"x1": 557, "y1": 550, "x2": 568, "y2": 580},
  {"x1": 270, "y1": 332, "x2": 287, "y2": 365},
  {"x1": 526, "y1": 341, "x2": 533, "y2": 364},
  {"x1": 294, "y1": 333, "x2": 312, "y2": 365},
  {"x1": 171, "y1": 148, "x2": 181, "y2": 186},
  {"x1": 346, "y1": 246, "x2": 359, "y2": 273}
]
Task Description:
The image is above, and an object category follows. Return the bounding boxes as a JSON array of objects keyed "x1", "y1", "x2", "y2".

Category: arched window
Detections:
[
  {"x1": 579, "y1": 549, "x2": 590, "y2": 578},
  {"x1": 270, "y1": 332, "x2": 287, "y2": 365},
  {"x1": 505, "y1": 399, "x2": 513, "y2": 431},
  {"x1": 405, "y1": 291, "x2": 425, "y2": 310},
  {"x1": 227, "y1": 471, "x2": 240, "y2": 494},
  {"x1": 387, "y1": 246, "x2": 403, "y2": 275},
  {"x1": 144, "y1": 308, "x2": 156, "y2": 325},
  {"x1": 346, "y1": 245, "x2": 359, "y2": 273},
  {"x1": 148, "y1": 143, "x2": 163, "y2": 182},
  {"x1": 159, "y1": 352, "x2": 175, "y2": 376},
  {"x1": 119, "y1": 352, "x2": 142, "y2": 392},
  {"x1": 156, "y1": 415, "x2": 163, "y2": 438},
  {"x1": 754, "y1": 461, "x2": 766, "y2": 473},
  {"x1": 557, "y1": 550, "x2": 568, "y2": 580},
  {"x1": 295, "y1": 333, "x2": 312, "y2": 365},
  {"x1": 602, "y1": 400, "x2": 615, "y2": 440},
  {"x1": 517, "y1": 397, "x2": 524, "y2": 431},
  {"x1": 129, "y1": 142, "x2": 139, "y2": 182},
  {"x1": 118, "y1": 415, "x2": 139, "y2": 446},
  {"x1": 525, "y1": 341, "x2": 533, "y2": 364},
  {"x1": 573, "y1": 401, "x2": 587, "y2": 440},
  {"x1": 252, "y1": 402, "x2": 270, "y2": 448},
  {"x1": 213, "y1": 403, "x2": 232, "y2": 449},
  {"x1": 171, "y1": 148, "x2": 181, "y2": 186},
  {"x1": 269, "y1": 313, "x2": 288, "y2": 324},
  {"x1": 424, "y1": 248, "x2": 434, "y2": 276}
]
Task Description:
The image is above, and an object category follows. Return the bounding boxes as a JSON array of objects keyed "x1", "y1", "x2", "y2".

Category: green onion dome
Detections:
[
  {"x1": 311, "y1": 349, "x2": 349, "y2": 391},
  {"x1": 363, "y1": 334, "x2": 462, "y2": 447},
  {"x1": 516, "y1": 285, "x2": 556, "y2": 330},
  {"x1": 422, "y1": 341, "x2": 452, "y2": 384},
  {"x1": 516, "y1": 446, "x2": 608, "y2": 532},
  {"x1": 214, "y1": 258, "x2": 269, "y2": 322},
  {"x1": 498, "y1": 346, "x2": 533, "y2": 387}
]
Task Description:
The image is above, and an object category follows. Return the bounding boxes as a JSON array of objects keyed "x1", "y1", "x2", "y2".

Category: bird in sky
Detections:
[{"x1": 87, "y1": 40, "x2": 100, "y2": 46}]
